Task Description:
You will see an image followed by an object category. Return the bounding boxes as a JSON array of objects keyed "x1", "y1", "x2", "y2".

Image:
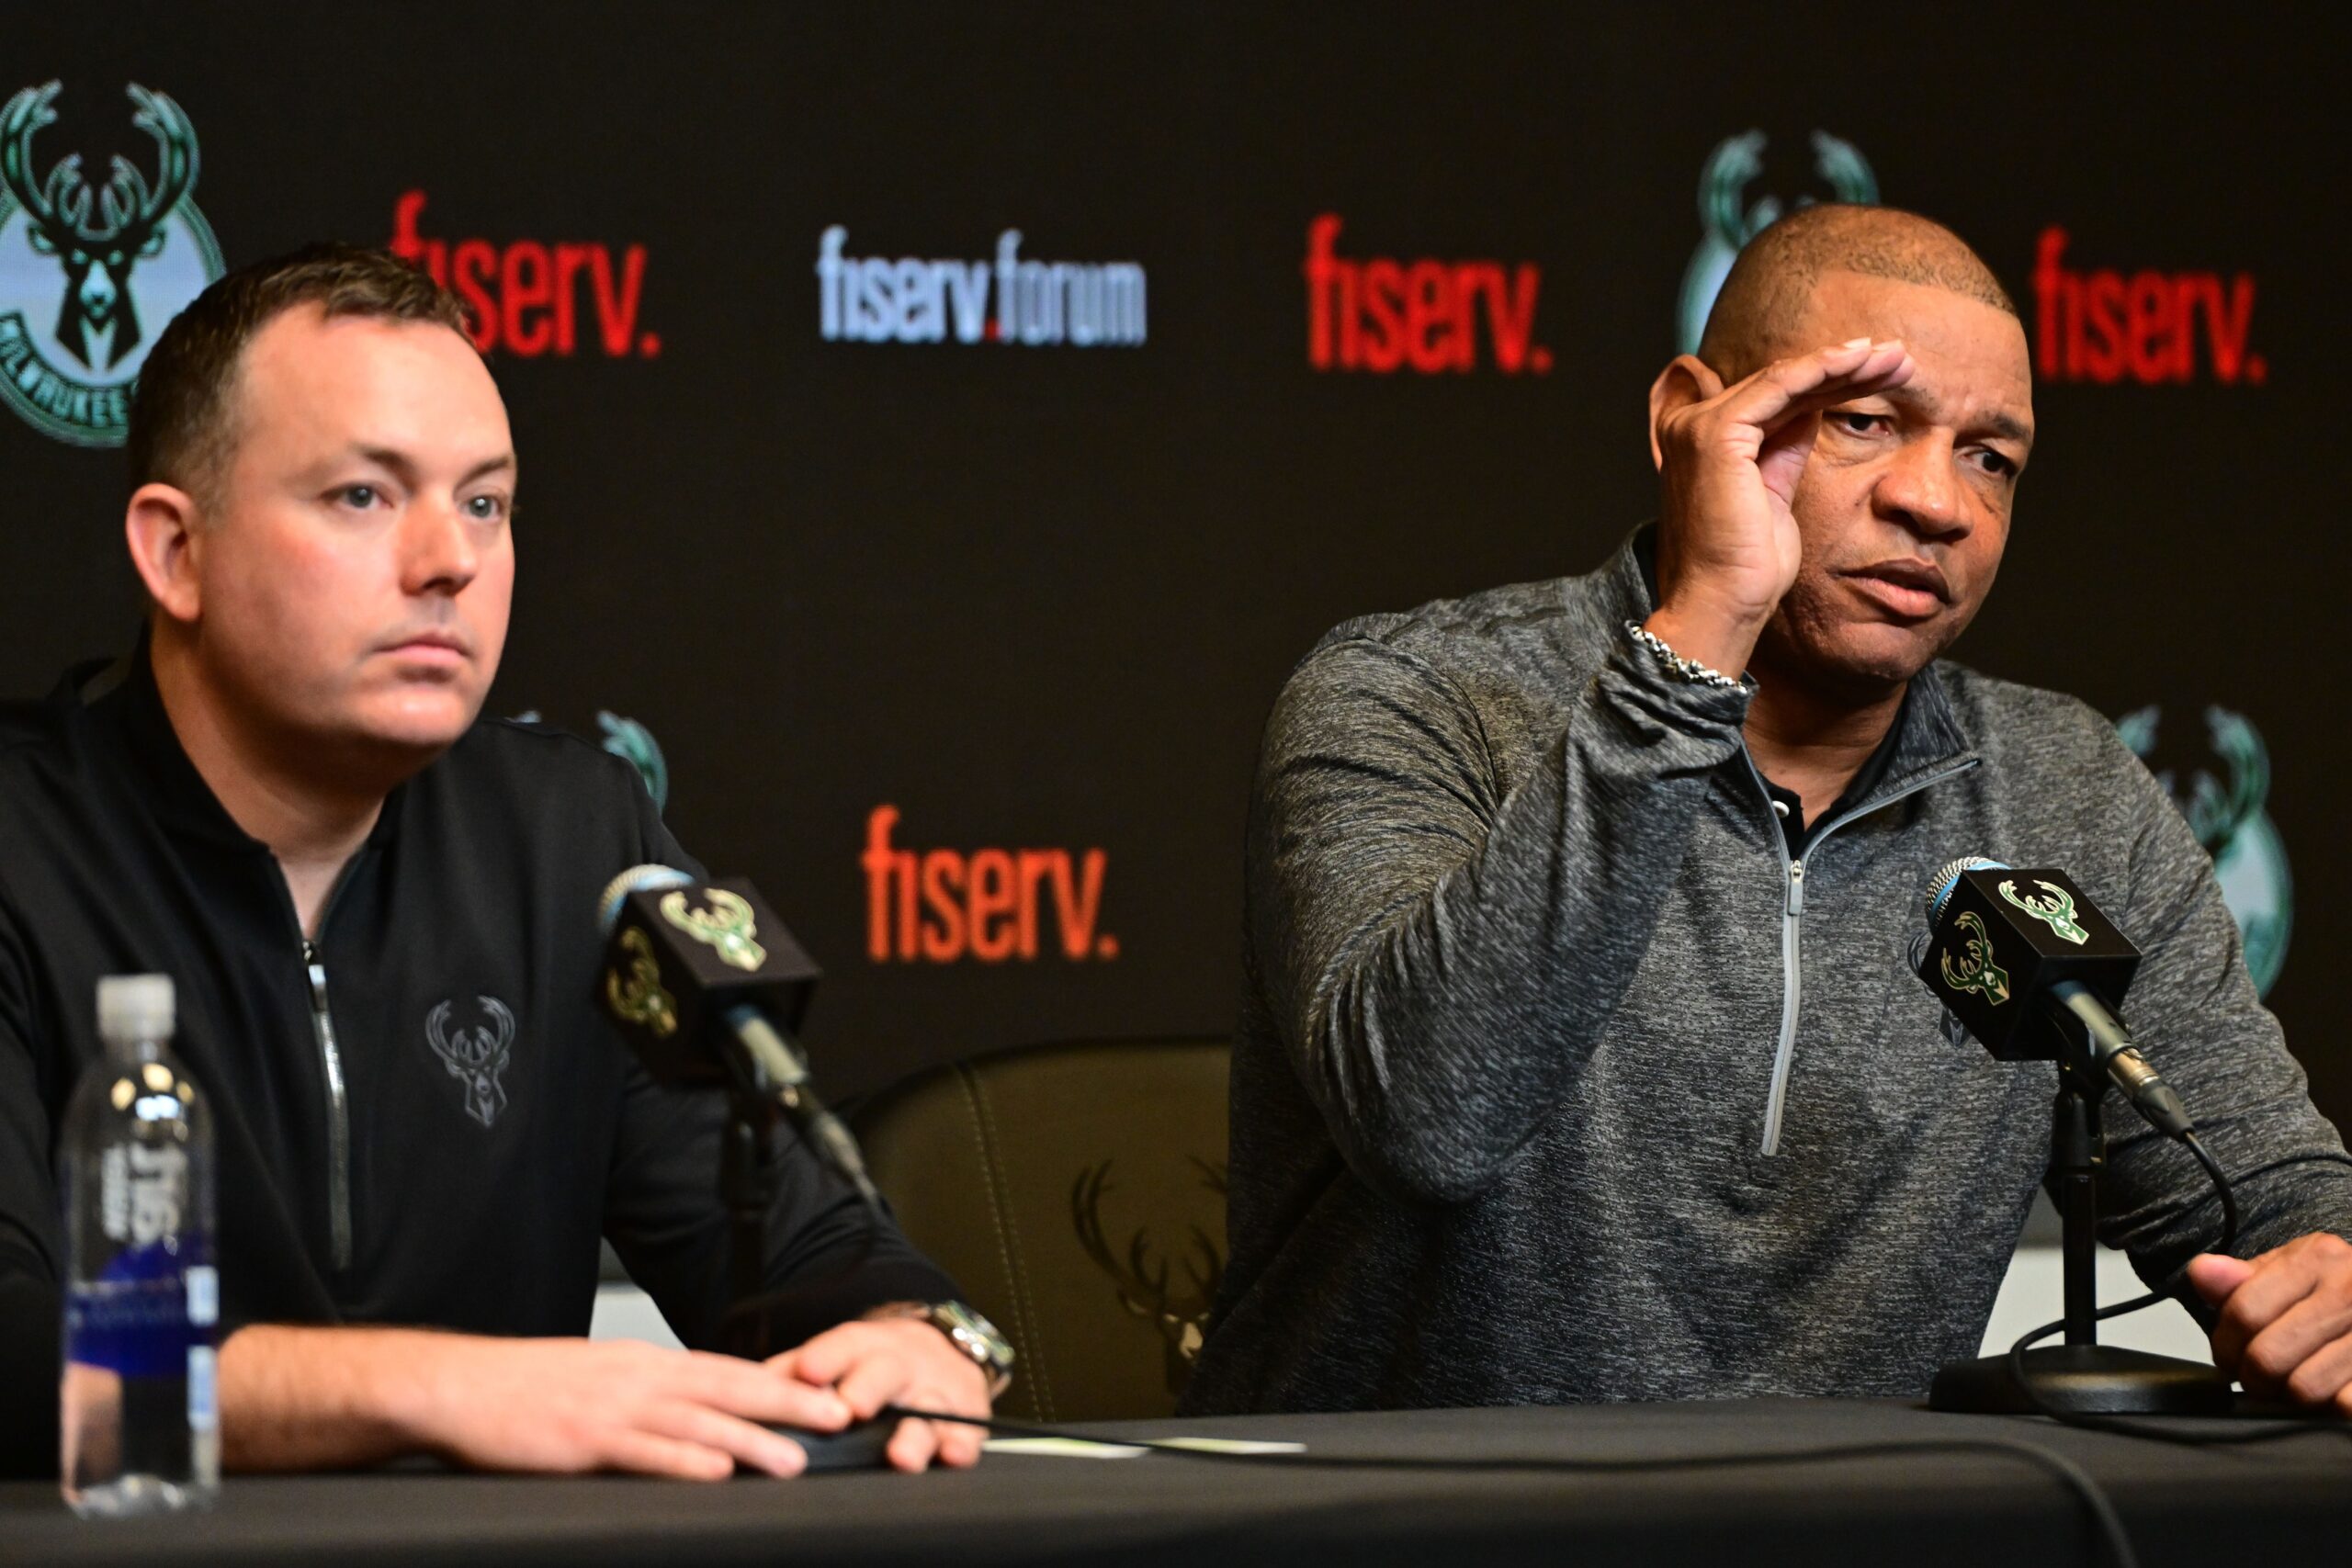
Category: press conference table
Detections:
[{"x1": 6, "y1": 1399, "x2": 2347, "y2": 1567}]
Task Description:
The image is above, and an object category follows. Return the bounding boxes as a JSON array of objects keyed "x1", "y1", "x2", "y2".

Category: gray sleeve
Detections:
[
  {"x1": 1248, "y1": 626, "x2": 1750, "y2": 1204},
  {"x1": 2091, "y1": 734, "x2": 2352, "y2": 1289}
]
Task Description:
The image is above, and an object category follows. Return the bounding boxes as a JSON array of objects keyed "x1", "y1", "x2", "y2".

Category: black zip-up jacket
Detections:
[{"x1": 0, "y1": 646, "x2": 954, "y2": 1475}]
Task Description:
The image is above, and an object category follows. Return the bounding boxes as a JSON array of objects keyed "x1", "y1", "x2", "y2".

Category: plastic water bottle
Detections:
[{"x1": 60, "y1": 975, "x2": 219, "y2": 1516}]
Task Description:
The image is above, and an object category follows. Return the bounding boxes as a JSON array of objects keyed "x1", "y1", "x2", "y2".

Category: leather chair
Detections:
[{"x1": 845, "y1": 1037, "x2": 1230, "y2": 1424}]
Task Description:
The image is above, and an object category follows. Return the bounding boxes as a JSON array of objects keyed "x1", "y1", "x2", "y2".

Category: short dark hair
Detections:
[{"x1": 126, "y1": 243, "x2": 472, "y2": 503}]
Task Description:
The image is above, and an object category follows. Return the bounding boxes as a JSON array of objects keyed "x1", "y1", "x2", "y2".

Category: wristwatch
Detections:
[{"x1": 883, "y1": 1301, "x2": 1015, "y2": 1397}]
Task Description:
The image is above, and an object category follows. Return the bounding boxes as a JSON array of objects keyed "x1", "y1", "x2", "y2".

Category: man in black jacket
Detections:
[{"x1": 0, "y1": 247, "x2": 1001, "y2": 1479}]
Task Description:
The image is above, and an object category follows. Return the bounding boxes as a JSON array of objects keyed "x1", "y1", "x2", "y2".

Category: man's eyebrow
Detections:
[
  {"x1": 458, "y1": 453, "x2": 517, "y2": 487},
  {"x1": 348, "y1": 446, "x2": 517, "y2": 486},
  {"x1": 1975, "y1": 411, "x2": 2033, "y2": 446},
  {"x1": 1880, "y1": 386, "x2": 2033, "y2": 446}
]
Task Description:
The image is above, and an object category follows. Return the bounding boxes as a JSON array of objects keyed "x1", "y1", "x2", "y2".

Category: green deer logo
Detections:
[
  {"x1": 659, "y1": 888, "x2": 766, "y2": 972},
  {"x1": 1998, "y1": 879, "x2": 2090, "y2": 945},
  {"x1": 1940, "y1": 912, "x2": 2013, "y2": 1005}
]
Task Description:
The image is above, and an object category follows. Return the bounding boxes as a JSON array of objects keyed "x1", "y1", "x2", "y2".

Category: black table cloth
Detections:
[{"x1": 6, "y1": 1399, "x2": 2347, "y2": 1567}]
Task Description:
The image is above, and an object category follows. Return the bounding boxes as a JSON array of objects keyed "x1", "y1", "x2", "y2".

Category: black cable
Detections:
[
  {"x1": 888, "y1": 1405, "x2": 2138, "y2": 1568},
  {"x1": 2006, "y1": 1130, "x2": 2352, "y2": 1447}
]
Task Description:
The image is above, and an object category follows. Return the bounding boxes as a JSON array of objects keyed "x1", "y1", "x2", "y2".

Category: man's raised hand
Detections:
[{"x1": 1644, "y1": 336, "x2": 1915, "y2": 675}]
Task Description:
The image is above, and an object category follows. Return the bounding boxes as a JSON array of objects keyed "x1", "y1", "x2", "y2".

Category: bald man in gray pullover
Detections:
[{"x1": 1184, "y1": 206, "x2": 2352, "y2": 1417}]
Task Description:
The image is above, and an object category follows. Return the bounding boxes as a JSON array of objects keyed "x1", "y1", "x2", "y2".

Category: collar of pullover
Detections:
[
  {"x1": 1597, "y1": 523, "x2": 1980, "y2": 808},
  {"x1": 65, "y1": 629, "x2": 406, "y2": 861}
]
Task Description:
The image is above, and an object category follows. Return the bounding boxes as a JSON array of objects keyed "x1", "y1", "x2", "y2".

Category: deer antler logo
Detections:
[
  {"x1": 1071, "y1": 1158, "x2": 1226, "y2": 1395},
  {"x1": 1677, "y1": 129, "x2": 1878, "y2": 355},
  {"x1": 2117, "y1": 704, "x2": 2292, "y2": 997},
  {"x1": 425, "y1": 997, "x2": 517, "y2": 1129},
  {"x1": 604, "y1": 927, "x2": 679, "y2": 1037},
  {"x1": 0, "y1": 80, "x2": 221, "y2": 446},
  {"x1": 659, "y1": 887, "x2": 767, "y2": 972},
  {"x1": 4, "y1": 81, "x2": 195, "y2": 369},
  {"x1": 1940, "y1": 912, "x2": 2013, "y2": 1005},
  {"x1": 1998, "y1": 878, "x2": 2091, "y2": 945}
]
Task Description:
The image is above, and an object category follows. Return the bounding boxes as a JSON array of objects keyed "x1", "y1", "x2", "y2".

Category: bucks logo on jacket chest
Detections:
[{"x1": 425, "y1": 997, "x2": 518, "y2": 1130}]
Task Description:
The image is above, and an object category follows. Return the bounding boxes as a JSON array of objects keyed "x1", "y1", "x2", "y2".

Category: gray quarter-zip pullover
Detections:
[{"x1": 1183, "y1": 526, "x2": 2352, "y2": 1415}]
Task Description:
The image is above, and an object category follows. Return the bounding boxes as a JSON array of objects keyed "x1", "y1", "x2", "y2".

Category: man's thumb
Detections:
[{"x1": 2187, "y1": 1252, "x2": 2255, "y2": 1306}]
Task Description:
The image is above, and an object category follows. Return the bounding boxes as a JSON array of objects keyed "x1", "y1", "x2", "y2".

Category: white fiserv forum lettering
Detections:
[{"x1": 817, "y1": 227, "x2": 1147, "y2": 346}]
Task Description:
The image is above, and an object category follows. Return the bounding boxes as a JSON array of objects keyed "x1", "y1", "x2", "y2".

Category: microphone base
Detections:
[{"x1": 1928, "y1": 1344, "x2": 2234, "y2": 1416}]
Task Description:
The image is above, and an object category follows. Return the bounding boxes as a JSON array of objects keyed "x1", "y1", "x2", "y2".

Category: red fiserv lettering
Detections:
[
  {"x1": 862, "y1": 806, "x2": 1116, "y2": 964},
  {"x1": 1304, "y1": 215, "x2": 1550, "y2": 375},
  {"x1": 2030, "y1": 227, "x2": 2262, "y2": 386},
  {"x1": 390, "y1": 191, "x2": 659, "y2": 359}
]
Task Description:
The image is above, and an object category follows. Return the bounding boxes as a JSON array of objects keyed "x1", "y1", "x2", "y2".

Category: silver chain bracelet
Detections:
[{"x1": 1623, "y1": 621, "x2": 1747, "y2": 691}]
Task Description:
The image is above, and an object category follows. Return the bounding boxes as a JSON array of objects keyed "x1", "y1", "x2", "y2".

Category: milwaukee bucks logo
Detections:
[
  {"x1": 0, "y1": 81, "x2": 222, "y2": 446},
  {"x1": 1678, "y1": 129, "x2": 1876, "y2": 355},
  {"x1": 1940, "y1": 912, "x2": 2012, "y2": 1005},
  {"x1": 604, "y1": 927, "x2": 679, "y2": 1037},
  {"x1": 2117, "y1": 704, "x2": 2291, "y2": 998},
  {"x1": 424, "y1": 997, "x2": 517, "y2": 1130},
  {"x1": 660, "y1": 887, "x2": 766, "y2": 972},
  {"x1": 1998, "y1": 879, "x2": 2090, "y2": 945}
]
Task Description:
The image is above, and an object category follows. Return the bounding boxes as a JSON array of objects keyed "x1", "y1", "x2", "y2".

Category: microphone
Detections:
[
  {"x1": 1919, "y1": 856, "x2": 2193, "y2": 1137},
  {"x1": 595, "y1": 864, "x2": 881, "y2": 1207}
]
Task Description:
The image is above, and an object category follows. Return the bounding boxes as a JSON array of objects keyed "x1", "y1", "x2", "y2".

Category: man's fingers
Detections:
[
  {"x1": 778, "y1": 1327, "x2": 854, "y2": 1388},
  {"x1": 2187, "y1": 1252, "x2": 2256, "y2": 1308},
  {"x1": 833, "y1": 1348, "x2": 913, "y2": 1420},
  {"x1": 886, "y1": 1415, "x2": 941, "y2": 1473},
  {"x1": 2235, "y1": 1279, "x2": 2352, "y2": 1397},
  {"x1": 2277, "y1": 1327, "x2": 2352, "y2": 1409},
  {"x1": 678, "y1": 1349, "x2": 852, "y2": 1430},
  {"x1": 641, "y1": 1401, "x2": 810, "y2": 1479},
  {"x1": 888, "y1": 1376, "x2": 988, "y2": 1467},
  {"x1": 598, "y1": 1428, "x2": 737, "y2": 1482},
  {"x1": 2211, "y1": 1258, "x2": 2323, "y2": 1374},
  {"x1": 933, "y1": 1414, "x2": 986, "y2": 1468},
  {"x1": 1707, "y1": 340, "x2": 1914, "y2": 435}
]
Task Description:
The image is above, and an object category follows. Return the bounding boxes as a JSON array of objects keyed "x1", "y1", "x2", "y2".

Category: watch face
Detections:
[{"x1": 937, "y1": 1302, "x2": 1014, "y2": 1369}]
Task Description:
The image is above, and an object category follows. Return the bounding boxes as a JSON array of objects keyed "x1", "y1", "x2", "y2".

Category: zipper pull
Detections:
[
  {"x1": 1787, "y1": 859, "x2": 1806, "y2": 917},
  {"x1": 303, "y1": 942, "x2": 330, "y2": 1011}
]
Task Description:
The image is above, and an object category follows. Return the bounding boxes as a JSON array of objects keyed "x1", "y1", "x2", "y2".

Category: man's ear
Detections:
[
  {"x1": 125, "y1": 483, "x2": 205, "y2": 624},
  {"x1": 1646, "y1": 355, "x2": 1728, "y2": 469}
]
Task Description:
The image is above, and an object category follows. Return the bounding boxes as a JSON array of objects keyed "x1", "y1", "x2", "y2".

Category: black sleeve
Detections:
[
  {"x1": 596, "y1": 769, "x2": 956, "y2": 1351},
  {"x1": 0, "y1": 889, "x2": 63, "y2": 1477}
]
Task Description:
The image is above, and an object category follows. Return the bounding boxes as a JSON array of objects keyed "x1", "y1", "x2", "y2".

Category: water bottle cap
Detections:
[{"x1": 96, "y1": 974, "x2": 175, "y2": 1042}]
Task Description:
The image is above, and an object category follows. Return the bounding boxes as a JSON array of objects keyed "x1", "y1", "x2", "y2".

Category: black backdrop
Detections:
[{"x1": 3, "y1": 5, "x2": 2342, "y2": 1133}]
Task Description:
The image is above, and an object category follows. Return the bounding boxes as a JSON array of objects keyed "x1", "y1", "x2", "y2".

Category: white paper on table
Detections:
[
  {"x1": 982, "y1": 1437, "x2": 1151, "y2": 1459},
  {"x1": 981, "y1": 1435, "x2": 1309, "y2": 1460}
]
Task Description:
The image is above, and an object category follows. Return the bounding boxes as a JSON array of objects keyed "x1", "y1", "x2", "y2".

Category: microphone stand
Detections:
[
  {"x1": 718, "y1": 1055, "x2": 784, "y2": 1362},
  {"x1": 1930, "y1": 1054, "x2": 2233, "y2": 1415},
  {"x1": 711, "y1": 1014, "x2": 887, "y2": 1362}
]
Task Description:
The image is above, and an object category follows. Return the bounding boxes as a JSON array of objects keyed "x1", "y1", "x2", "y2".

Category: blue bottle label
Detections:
[{"x1": 64, "y1": 1240, "x2": 209, "y2": 1380}]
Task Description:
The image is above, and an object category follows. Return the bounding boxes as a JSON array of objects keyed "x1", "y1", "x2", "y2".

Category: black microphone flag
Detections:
[
  {"x1": 596, "y1": 867, "x2": 821, "y2": 1088},
  {"x1": 1919, "y1": 863, "x2": 2141, "y2": 1062}
]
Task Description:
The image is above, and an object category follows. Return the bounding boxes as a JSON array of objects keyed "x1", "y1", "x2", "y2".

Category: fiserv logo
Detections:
[
  {"x1": 817, "y1": 227, "x2": 1146, "y2": 347},
  {"x1": 2030, "y1": 228, "x2": 2262, "y2": 386},
  {"x1": 862, "y1": 807, "x2": 1116, "y2": 964},
  {"x1": 1304, "y1": 215, "x2": 1548, "y2": 375},
  {"x1": 390, "y1": 192, "x2": 658, "y2": 359},
  {"x1": 0, "y1": 81, "x2": 223, "y2": 446}
]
